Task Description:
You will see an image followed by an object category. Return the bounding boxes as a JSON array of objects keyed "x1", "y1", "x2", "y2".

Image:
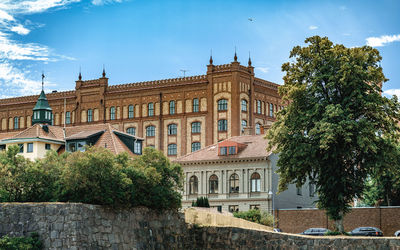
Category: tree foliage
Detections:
[
  {"x1": 191, "y1": 197, "x2": 210, "y2": 208},
  {"x1": 233, "y1": 209, "x2": 275, "y2": 227},
  {"x1": 267, "y1": 36, "x2": 400, "y2": 231}
]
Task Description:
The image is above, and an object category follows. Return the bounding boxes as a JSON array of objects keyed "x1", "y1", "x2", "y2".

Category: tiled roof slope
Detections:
[
  {"x1": 175, "y1": 135, "x2": 272, "y2": 164},
  {"x1": 5, "y1": 124, "x2": 64, "y2": 142}
]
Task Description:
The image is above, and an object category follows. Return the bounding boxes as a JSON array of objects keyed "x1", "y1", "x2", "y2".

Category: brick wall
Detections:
[{"x1": 276, "y1": 207, "x2": 400, "y2": 236}]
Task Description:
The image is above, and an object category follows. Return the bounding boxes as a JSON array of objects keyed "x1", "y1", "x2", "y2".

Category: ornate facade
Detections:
[{"x1": 0, "y1": 56, "x2": 283, "y2": 158}]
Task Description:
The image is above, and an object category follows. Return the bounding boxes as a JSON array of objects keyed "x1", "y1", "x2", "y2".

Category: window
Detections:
[
  {"x1": 191, "y1": 142, "x2": 201, "y2": 152},
  {"x1": 33, "y1": 111, "x2": 38, "y2": 120},
  {"x1": 87, "y1": 109, "x2": 93, "y2": 123},
  {"x1": 168, "y1": 124, "x2": 177, "y2": 135},
  {"x1": 110, "y1": 106, "x2": 116, "y2": 120},
  {"x1": 77, "y1": 141, "x2": 86, "y2": 152},
  {"x1": 128, "y1": 105, "x2": 134, "y2": 118},
  {"x1": 269, "y1": 103, "x2": 274, "y2": 117},
  {"x1": 193, "y1": 98, "x2": 199, "y2": 112},
  {"x1": 217, "y1": 99, "x2": 228, "y2": 111},
  {"x1": 66, "y1": 111, "x2": 71, "y2": 124},
  {"x1": 257, "y1": 100, "x2": 261, "y2": 114},
  {"x1": 18, "y1": 144, "x2": 24, "y2": 153},
  {"x1": 309, "y1": 183, "x2": 315, "y2": 197},
  {"x1": 27, "y1": 143, "x2": 33, "y2": 153},
  {"x1": 148, "y1": 103, "x2": 154, "y2": 116},
  {"x1": 218, "y1": 119, "x2": 227, "y2": 131},
  {"x1": 168, "y1": 144, "x2": 177, "y2": 155},
  {"x1": 146, "y1": 126, "x2": 155, "y2": 137},
  {"x1": 169, "y1": 101, "x2": 175, "y2": 115},
  {"x1": 45, "y1": 144, "x2": 51, "y2": 150},
  {"x1": 134, "y1": 141, "x2": 142, "y2": 154},
  {"x1": 229, "y1": 146, "x2": 236, "y2": 155},
  {"x1": 189, "y1": 175, "x2": 198, "y2": 195},
  {"x1": 230, "y1": 173, "x2": 239, "y2": 193},
  {"x1": 126, "y1": 127, "x2": 136, "y2": 135},
  {"x1": 191, "y1": 122, "x2": 201, "y2": 133},
  {"x1": 68, "y1": 142, "x2": 76, "y2": 152},
  {"x1": 241, "y1": 120, "x2": 247, "y2": 132},
  {"x1": 229, "y1": 205, "x2": 239, "y2": 213},
  {"x1": 250, "y1": 205, "x2": 260, "y2": 210},
  {"x1": 209, "y1": 175, "x2": 218, "y2": 194},
  {"x1": 255, "y1": 123, "x2": 261, "y2": 135},
  {"x1": 297, "y1": 186, "x2": 302, "y2": 196},
  {"x1": 220, "y1": 146, "x2": 227, "y2": 155},
  {"x1": 250, "y1": 172, "x2": 261, "y2": 192},
  {"x1": 14, "y1": 117, "x2": 19, "y2": 129},
  {"x1": 241, "y1": 99, "x2": 247, "y2": 112}
]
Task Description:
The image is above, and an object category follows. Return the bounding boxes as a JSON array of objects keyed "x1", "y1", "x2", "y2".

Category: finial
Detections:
[
  {"x1": 41, "y1": 71, "x2": 45, "y2": 91},
  {"x1": 209, "y1": 49, "x2": 213, "y2": 65},
  {"x1": 102, "y1": 64, "x2": 106, "y2": 78},
  {"x1": 234, "y1": 46, "x2": 238, "y2": 62},
  {"x1": 78, "y1": 67, "x2": 82, "y2": 80},
  {"x1": 248, "y1": 51, "x2": 252, "y2": 66}
]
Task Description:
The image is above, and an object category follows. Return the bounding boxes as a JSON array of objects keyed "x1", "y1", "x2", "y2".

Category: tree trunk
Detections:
[
  {"x1": 334, "y1": 211, "x2": 344, "y2": 233},
  {"x1": 386, "y1": 193, "x2": 391, "y2": 207}
]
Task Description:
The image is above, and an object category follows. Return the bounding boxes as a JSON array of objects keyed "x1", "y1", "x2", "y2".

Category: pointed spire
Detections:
[
  {"x1": 234, "y1": 47, "x2": 238, "y2": 62},
  {"x1": 209, "y1": 49, "x2": 213, "y2": 65},
  {"x1": 41, "y1": 71, "x2": 45, "y2": 91},
  {"x1": 102, "y1": 64, "x2": 106, "y2": 78},
  {"x1": 248, "y1": 51, "x2": 252, "y2": 66},
  {"x1": 78, "y1": 67, "x2": 82, "y2": 80}
]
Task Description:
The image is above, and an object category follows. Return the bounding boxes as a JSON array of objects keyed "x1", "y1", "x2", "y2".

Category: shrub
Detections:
[
  {"x1": 192, "y1": 197, "x2": 210, "y2": 208},
  {"x1": 0, "y1": 233, "x2": 42, "y2": 250},
  {"x1": 233, "y1": 209, "x2": 275, "y2": 227}
]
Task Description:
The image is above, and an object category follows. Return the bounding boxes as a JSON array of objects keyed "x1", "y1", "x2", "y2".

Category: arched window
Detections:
[
  {"x1": 241, "y1": 120, "x2": 247, "y2": 132},
  {"x1": 126, "y1": 127, "x2": 136, "y2": 135},
  {"x1": 87, "y1": 109, "x2": 93, "y2": 122},
  {"x1": 255, "y1": 123, "x2": 261, "y2": 135},
  {"x1": 14, "y1": 117, "x2": 19, "y2": 129},
  {"x1": 110, "y1": 106, "x2": 116, "y2": 120},
  {"x1": 193, "y1": 98, "x2": 199, "y2": 112},
  {"x1": 189, "y1": 175, "x2": 198, "y2": 195},
  {"x1": 209, "y1": 175, "x2": 218, "y2": 194},
  {"x1": 230, "y1": 173, "x2": 239, "y2": 193},
  {"x1": 218, "y1": 119, "x2": 227, "y2": 131},
  {"x1": 257, "y1": 100, "x2": 261, "y2": 114},
  {"x1": 169, "y1": 100, "x2": 175, "y2": 115},
  {"x1": 168, "y1": 144, "x2": 177, "y2": 155},
  {"x1": 191, "y1": 122, "x2": 201, "y2": 133},
  {"x1": 191, "y1": 142, "x2": 201, "y2": 152},
  {"x1": 217, "y1": 99, "x2": 228, "y2": 111},
  {"x1": 241, "y1": 99, "x2": 247, "y2": 112},
  {"x1": 148, "y1": 103, "x2": 154, "y2": 116},
  {"x1": 168, "y1": 124, "x2": 177, "y2": 135},
  {"x1": 250, "y1": 172, "x2": 261, "y2": 192},
  {"x1": 146, "y1": 126, "x2": 155, "y2": 137},
  {"x1": 128, "y1": 105, "x2": 134, "y2": 118}
]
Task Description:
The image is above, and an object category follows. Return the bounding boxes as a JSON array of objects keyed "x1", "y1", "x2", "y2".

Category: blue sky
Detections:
[{"x1": 0, "y1": 0, "x2": 399, "y2": 98}]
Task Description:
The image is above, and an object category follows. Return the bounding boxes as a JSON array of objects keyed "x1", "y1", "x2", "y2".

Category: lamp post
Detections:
[{"x1": 268, "y1": 190, "x2": 275, "y2": 229}]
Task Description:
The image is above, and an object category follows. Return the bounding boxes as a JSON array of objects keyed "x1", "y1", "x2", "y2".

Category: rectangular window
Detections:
[
  {"x1": 229, "y1": 205, "x2": 239, "y2": 213},
  {"x1": 218, "y1": 120, "x2": 227, "y2": 131},
  {"x1": 193, "y1": 98, "x2": 199, "y2": 112},
  {"x1": 134, "y1": 141, "x2": 142, "y2": 155},
  {"x1": 14, "y1": 117, "x2": 19, "y2": 129},
  {"x1": 68, "y1": 142, "x2": 76, "y2": 152},
  {"x1": 269, "y1": 103, "x2": 274, "y2": 117},
  {"x1": 18, "y1": 144, "x2": 24, "y2": 153},
  {"x1": 148, "y1": 103, "x2": 154, "y2": 117},
  {"x1": 191, "y1": 122, "x2": 201, "y2": 133},
  {"x1": 27, "y1": 143, "x2": 33, "y2": 153},
  {"x1": 77, "y1": 141, "x2": 86, "y2": 152},
  {"x1": 45, "y1": 144, "x2": 51, "y2": 150},
  {"x1": 228, "y1": 146, "x2": 236, "y2": 155},
  {"x1": 220, "y1": 146, "x2": 227, "y2": 155},
  {"x1": 257, "y1": 100, "x2": 261, "y2": 114},
  {"x1": 66, "y1": 111, "x2": 71, "y2": 124},
  {"x1": 128, "y1": 105, "x2": 134, "y2": 118},
  {"x1": 110, "y1": 107, "x2": 116, "y2": 120},
  {"x1": 87, "y1": 109, "x2": 93, "y2": 122},
  {"x1": 169, "y1": 101, "x2": 175, "y2": 115}
]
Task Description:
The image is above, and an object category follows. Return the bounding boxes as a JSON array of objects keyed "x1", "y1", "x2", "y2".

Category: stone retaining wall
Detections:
[{"x1": 1, "y1": 203, "x2": 400, "y2": 249}]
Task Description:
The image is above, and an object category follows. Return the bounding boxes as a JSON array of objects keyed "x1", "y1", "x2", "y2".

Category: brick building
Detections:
[{"x1": 0, "y1": 55, "x2": 283, "y2": 158}]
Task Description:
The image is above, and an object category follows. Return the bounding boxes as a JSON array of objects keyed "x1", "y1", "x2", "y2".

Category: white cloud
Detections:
[
  {"x1": 91, "y1": 0, "x2": 123, "y2": 5},
  {"x1": 366, "y1": 34, "x2": 400, "y2": 47},
  {"x1": 256, "y1": 67, "x2": 269, "y2": 73},
  {"x1": 10, "y1": 24, "x2": 30, "y2": 35},
  {"x1": 309, "y1": 25, "x2": 318, "y2": 30},
  {"x1": 384, "y1": 89, "x2": 400, "y2": 98}
]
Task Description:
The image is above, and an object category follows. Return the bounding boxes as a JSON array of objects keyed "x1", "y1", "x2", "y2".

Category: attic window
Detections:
[
  {"x1": 229, "y1": 146, "x2": 236, "y2": 155},
  {"x1": 220, "y1": 147, "x2": 227, "y2": 155}
]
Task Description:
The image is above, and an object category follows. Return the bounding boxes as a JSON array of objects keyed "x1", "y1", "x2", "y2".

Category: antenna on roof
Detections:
[
  {"x1": 180, "y1": 69, "x2": 189, "y2": 77},
  {"x1": 41, "y1": 71, "x2": 45, "y2": 91}
]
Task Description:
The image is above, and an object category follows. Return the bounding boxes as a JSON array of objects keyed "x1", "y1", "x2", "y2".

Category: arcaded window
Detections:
[
  {"x1": 191, "y1": 142, "x2": 201, "y2": 152},
  {"x1": 146, "y1": 126, "x2": 155, "y2": 137},
  {"x1": 128, "y1": 105, "x2": 134, "y2": 118},
  {"x1": 255, "y1": 123, "x2": 261, "y2": 135},
  {"x1": 126, "y1": 127, "x2": 136, "y2": 136},
  {"x1": 110, "y1": 106, "x2": 116, "y2": 120},
  {"x1": 168, "y1": 124, "x2": 177, "y2": 135},
  {"x1": 87, "y1": 109, "x2": 93, "y2": 122},
  {"x1": 209, "y1": 175, "x2": 218, "y2": 194},
  {"x1": 218, "y1": 119, "x2": 227, "y2": 131},
  {"x1": 169, "y1": 100, "x2": 175, "y2": 115},
  {"x1": 241, "y1": 99, "x2": 247, "y2": 112},
  {"x1": 14, "y1": 117, "x2": 19, "y2": 129},
  {"x1": 217, "y1": 99, "x2": 228, "y2": 111},
  {"x1": 193, "y1": 98, "x2": 199, "y2": 112},
  {"x1": 148, "y1": 102, "x2": 154, "y2": 117},
  {"x1": 230, "y1": 174, "x2": 239, "y2": 193},
  {"x1": 191, "y1": 122, "x2": 201, "y2": 133},
  {"x1": 189, "y1": 175, "x2": 198, "y2": 195},
  {"x1": 167, "y1": 144, "x2": 177, "y2": 155},
  {"x1": 250, "y1": 172, "x2": 261, "y2": 192}
]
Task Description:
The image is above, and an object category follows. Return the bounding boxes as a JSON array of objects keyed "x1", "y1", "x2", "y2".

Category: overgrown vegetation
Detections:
[
  {"x1": 0, "y1": 146, "x2": 183, "y2": 210},
  {"x1": 0, "y1": 233, "x2": 42, "y2": 250},
  {"x1": 233, "y1": 209, "x2": 275, "y2": 227},
  {"x1": 191, "y1": 197, "x2": 210, "y2": 208}
]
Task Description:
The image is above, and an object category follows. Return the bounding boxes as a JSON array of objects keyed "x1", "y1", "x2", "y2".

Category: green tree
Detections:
[
  {"x1": 192, "y1": 197, "x2": 210, "y2": 207},
  {"x1": 267, "y1": 36, "x2": 400, "y2": 232}
]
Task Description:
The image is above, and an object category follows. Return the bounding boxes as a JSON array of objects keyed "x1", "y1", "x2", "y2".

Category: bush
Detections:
[
  {"x1": 0, "y1": 233, "x2": 42, "y2": 250},
  {"x1": 192, "y1": 197, "x2": 210, "y2": 208},
  {"x1": 233, "y1": 209, "x2": 275, "y2": 227}
]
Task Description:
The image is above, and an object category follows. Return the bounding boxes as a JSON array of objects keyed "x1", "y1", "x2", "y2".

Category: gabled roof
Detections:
[
  {"x1": 175, "y1": 135, "x2": 272, "y2": 165},
  {"x1": 1, "y1": 124, "x2": 64, "y2": 143}
]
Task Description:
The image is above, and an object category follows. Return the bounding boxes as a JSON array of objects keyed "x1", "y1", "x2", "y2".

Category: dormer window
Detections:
[
  {"x1": 220, "y1": 146, "x2": 227, "y2": 155},
  {"x1": 229, "y1": 146, "x2": 236, "y2": 155}
]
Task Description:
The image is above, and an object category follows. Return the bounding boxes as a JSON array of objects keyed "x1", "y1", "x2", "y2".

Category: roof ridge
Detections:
[
  {"x1": 9, "y1": 124, "x2": 39, "y2": 139},
  {"x1": 108, "y1": 124, "x2": 118, "y2": 154}
]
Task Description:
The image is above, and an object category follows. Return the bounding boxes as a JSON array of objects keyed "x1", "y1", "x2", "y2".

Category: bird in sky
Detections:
[{"x1": 248, "y1": 18, "x2": 253, "y2": 21}]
